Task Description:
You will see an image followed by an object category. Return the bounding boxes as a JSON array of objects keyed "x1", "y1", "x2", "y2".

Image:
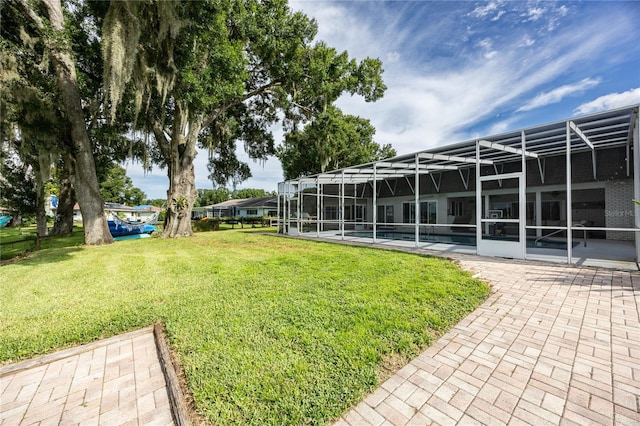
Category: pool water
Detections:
[{"x1": 344, "y1": 231, "x2": 572, "y2": 249}]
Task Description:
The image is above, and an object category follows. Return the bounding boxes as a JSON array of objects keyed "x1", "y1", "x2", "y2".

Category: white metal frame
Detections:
[{"x1": 277, "y1": 105, "x2": 640, "y2": 266}]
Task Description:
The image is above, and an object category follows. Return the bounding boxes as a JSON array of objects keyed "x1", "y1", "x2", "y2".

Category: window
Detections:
[
  {"x1": 541, "y1": 201, "x2": 561, "y2": 221},
  {"x1": 403, "y1": 201, "x2": 437, "y2": 224},
  {"x1": 448, "y1": 200, "x2": 463, "y2": 216},
  {"x1": 344, "y1": 205, "x2": 365, "y2": 221},
  {"x1": 324, "y1": 206, "x2": 338, "y2": 220},
  {"x1": 403, "y1": 203, "x2": 414, "y2": 223},
  {"x1": 246, "y1": 209, "x2": 258, "y2": 215},
  {"x1": 421, "y1": 201, "x2": 437, "y2": 224},
  {"x1": 377, "y1": 205, "x2": 394, "y2": 224}
]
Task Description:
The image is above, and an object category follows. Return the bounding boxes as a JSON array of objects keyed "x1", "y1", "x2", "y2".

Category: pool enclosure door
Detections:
[{"x1": 477, "y1": 173, "x2": 525, "y2": 259}]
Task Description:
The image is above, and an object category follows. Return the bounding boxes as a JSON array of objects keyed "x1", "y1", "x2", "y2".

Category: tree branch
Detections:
[
  {"x1": 12, "y1": 0, "x2": 46, "y2": 32},
  {"x1": 202, "y1": 80, "x2": 281, "y2": 130}
]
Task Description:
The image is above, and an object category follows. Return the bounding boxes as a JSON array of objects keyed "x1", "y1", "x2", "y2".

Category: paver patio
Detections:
[
  {"x1": 334, "y1": 247, "x2": 640, "y2": 426},
  {"x1": 1, "y1": 243, "x2": 639, "y2": 425},
  {"x1": 0, "y1": 327, "x2": 173, "y2": 425}
]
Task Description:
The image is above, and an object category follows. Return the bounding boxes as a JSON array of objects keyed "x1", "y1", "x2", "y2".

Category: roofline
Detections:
[{"x1": 281, "y1": 104, "x2": 639, "y2": 184}]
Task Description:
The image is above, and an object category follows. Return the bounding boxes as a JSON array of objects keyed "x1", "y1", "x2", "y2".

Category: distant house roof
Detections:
[
  {"x1": 210, "y1": 197, "x2": 277, "y2": 209},
  {"x1": 70, "y1": 203, "x2": 162, "y2": 212}
]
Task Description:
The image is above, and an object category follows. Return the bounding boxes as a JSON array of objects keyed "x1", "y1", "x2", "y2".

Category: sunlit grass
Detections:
[{"x1": 0, "y1": 229, "x2": 489, "y2": 424}]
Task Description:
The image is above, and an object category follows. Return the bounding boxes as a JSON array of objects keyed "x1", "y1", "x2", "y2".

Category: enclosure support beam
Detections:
[
  {"x1": 316, "y1": 177, "x2": 320, "y2": 237},
  {"x1": 373, "y1": 164, "x2": 377, "y2": 243},
  {"x1": 566, "y1": 121, "x2": 573, "y2": 264},
  {"x1": 405, "y1": 176, "x2": 414, "y2": 195},
  {"x1": 493, "y1": 164, "x2": 504, "y2": 187},
  {"x1": 419, "y1": 152, "x2": 494, "y2": 165},
  {"x1": 521, "y1": 130, "x2": 527, "y2": 260},
  {"x1": 340, "y1": 171, "x2": 345, "y2": 240},
  {"x1": 299, "y1": 180, "x2": 303, "y2": 234},
  {"x1": 479, "y1": 139, "x2": 539, "y2": 158},
  {"x1": 429, "y1": 172, "x2": 441, "y2": 193},
  {"x1": 385, "y1": 179, "x2": 395, "y2": 196},
  {"x1": 415, "y1": 153, "x2": 420, "y2": 247},
  {"x1": 475, "y1": 141, "x2": 482, "y2": 255},
  {"x1": 633, "y1": 110, "x2": 640, "y2": 263},
  {"x1": 535, "y1": 191, "x2": 542, "y2": 237},
  {"x1": 537, "y1": 158, "x2": 546, "y2": 184},
  {"x1": 276, "y1": 184, "x2": 281, "y2": 233},
  {"x1": 459, "y1": 168, "x2": 470, "y2": 190}
]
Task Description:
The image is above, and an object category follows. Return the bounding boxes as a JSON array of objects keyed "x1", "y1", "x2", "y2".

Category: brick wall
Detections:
[{"x1": 605, "y1": 179, "x2": 635, "y2": 241}]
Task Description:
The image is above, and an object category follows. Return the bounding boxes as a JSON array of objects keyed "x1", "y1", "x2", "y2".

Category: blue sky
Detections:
[{"x1": 128, "y1": 0, "x2": 640, "y2": 200}]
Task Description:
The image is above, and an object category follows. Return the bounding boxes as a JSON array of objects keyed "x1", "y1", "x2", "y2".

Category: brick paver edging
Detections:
[
  {"x1": 153, "y1": 323, "x2": 191, "y2": 426},
  {"x1": 0, "y1": 325, "x2": 192, "y2": 425},
  {"x1": 0, "y1": 327, "x2": 154, "y2": 378}
]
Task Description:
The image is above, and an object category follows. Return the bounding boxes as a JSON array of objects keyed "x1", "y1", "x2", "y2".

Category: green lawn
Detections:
[
  {"x1": 0, "y1": 229, "x2": 489, "y2": 425},
  {"x1": 0, "y1": 225, "x2": 85, "y2": 261}
]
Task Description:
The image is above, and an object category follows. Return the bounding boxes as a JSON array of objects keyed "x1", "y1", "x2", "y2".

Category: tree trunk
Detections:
[
  {"x1": 161, "y1": 108, "x2": 200, "y2": 238},
  {"x1": 50, "y1": 163, "x2": 76, "y2": 235},
  {"x1": 43, "y1": 0, "x2": 112, "y2": 245},
  {"x1": 163, "y1": 156, "x2": 197, "y2": 237},
  {"x1": 34, "y1": 160, "x2": 48, "y2": 239}
]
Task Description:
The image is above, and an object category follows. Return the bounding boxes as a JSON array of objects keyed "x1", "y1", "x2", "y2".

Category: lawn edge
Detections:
[{"x1": 153, "y1": 323, "x2": 194, "y2": 426}]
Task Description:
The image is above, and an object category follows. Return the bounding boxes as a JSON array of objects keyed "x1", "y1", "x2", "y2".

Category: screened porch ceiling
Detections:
[{"x1": 293, "y1": 105, "x2": 638, "y2": 186}]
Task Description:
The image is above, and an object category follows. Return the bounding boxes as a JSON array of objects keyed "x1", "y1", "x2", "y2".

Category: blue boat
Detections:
[
  {"x1": 108, "y1": 213, "x2": 156, "y2": 238},
  {"x1": 0, "y1": 216, "x2": 11, "y2": 228}
]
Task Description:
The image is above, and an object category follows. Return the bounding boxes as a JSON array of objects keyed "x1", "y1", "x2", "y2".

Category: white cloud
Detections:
[
  {"x1": 518, "y1": 35, "x2": 535, "y2": 47},
  {"x1": 470, "y1": 1, "x2": 500, "y2": 18},
  {"x1": 517, "y1": 78, "x2": 602, "y2": 112},
  {"x1": 478, "y1": 38, "x2": 498, "y2": 59},
  {"x1": 574, "y1": 88, "x2": 640, "y2": 115},
  {"x1": 526, "y1": 7, "x2": 546, "y2": 22},
  {"x1": 128, "y1": 1, "x2": 639, "y2": 196},
  {"x1": 386, "y1": 51, "x2": 401, "y2": 64},
  {"x1": 491, "y1": 10, "x2": 506, "y2": 21}
]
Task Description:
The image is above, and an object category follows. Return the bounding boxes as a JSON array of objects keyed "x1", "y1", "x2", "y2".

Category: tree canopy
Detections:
[
  {"x1": 2, "y1": 0, "x2": 388, "y2": 240},
  {"x1": 233, "y1": 188, "x2": 276, "y2": 199},
  {"x1": 101, "y1": 0, "x2": 387, "y2": 237},
  {"x1": 278, "y1": 106, "x2": 396, "y2": 180},
  {"x1": 195, "y1": 188, "x2": 230, "y2": 207},
  {"x1": 99, "y1": 164, "x2": 146, "y2": 206}
]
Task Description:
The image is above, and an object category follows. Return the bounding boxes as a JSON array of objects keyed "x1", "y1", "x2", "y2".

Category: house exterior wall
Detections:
[
  {"x1": 605, "y1": 179, "x2": 635, "y2": 241},
  {"x1": 315, "y1": 146, "x2": 633, "y2": 242}
]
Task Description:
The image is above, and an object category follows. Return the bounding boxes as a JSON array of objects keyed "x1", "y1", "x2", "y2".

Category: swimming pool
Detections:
[{"x1": 344, "y1": 231, "x2": 572, "y2": 249}]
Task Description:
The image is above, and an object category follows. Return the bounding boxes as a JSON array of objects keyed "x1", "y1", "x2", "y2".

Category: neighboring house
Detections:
[
  {"x1": 70, "y1": 202, "x2": 162, "y2": 223},
  {"x1": 278, "y1": 105, "x2": 640, "y2": 268},
  {"x1": 192, "y1": 197, "x2": 278, "y2": 220}
]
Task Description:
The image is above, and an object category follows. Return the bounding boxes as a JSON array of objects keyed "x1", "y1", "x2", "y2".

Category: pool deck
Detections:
[
  {"x1": 299, "y1": 230, "x2": 638, "y2": 271},
  {"x1": 317, "y1": 237, "x2": 640, "y2": 426}
]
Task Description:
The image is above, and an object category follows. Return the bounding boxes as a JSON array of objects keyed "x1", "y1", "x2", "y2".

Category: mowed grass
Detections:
[
  {"x1": 0, "y1": 229, "x2": 489, "y2": 425},
  {"x1": 0, "y1": 226, "x2": 85, "y2": 261}
]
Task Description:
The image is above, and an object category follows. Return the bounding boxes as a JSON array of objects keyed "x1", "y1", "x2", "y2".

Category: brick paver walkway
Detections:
[
  {"x1": 0, "y1": 327, "x2": 173, "y2": 425},
  {"x1": 2, "y1": 243, "x2": 639, "y2": 426},
  {"x1": 335, "y1": 251, "x2": 640, "y2": 425}
]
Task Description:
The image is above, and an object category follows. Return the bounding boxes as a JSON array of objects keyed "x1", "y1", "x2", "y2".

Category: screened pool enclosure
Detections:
[{"x1": 277, "y1": 105, "x2": 640, "y2": 269}]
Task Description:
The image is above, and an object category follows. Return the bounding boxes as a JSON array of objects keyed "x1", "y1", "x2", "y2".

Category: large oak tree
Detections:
[
  {"x1": 102, "y1": 0, "x2": 386, "y2": 237},
  {"x1": 5, "y1": 0, "x2": 113, "y2": 244}
]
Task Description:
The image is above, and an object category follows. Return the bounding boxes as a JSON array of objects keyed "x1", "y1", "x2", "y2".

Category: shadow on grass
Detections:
[{"x1": 2, "y1": 246, "x2": 84, "y2": 267}]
